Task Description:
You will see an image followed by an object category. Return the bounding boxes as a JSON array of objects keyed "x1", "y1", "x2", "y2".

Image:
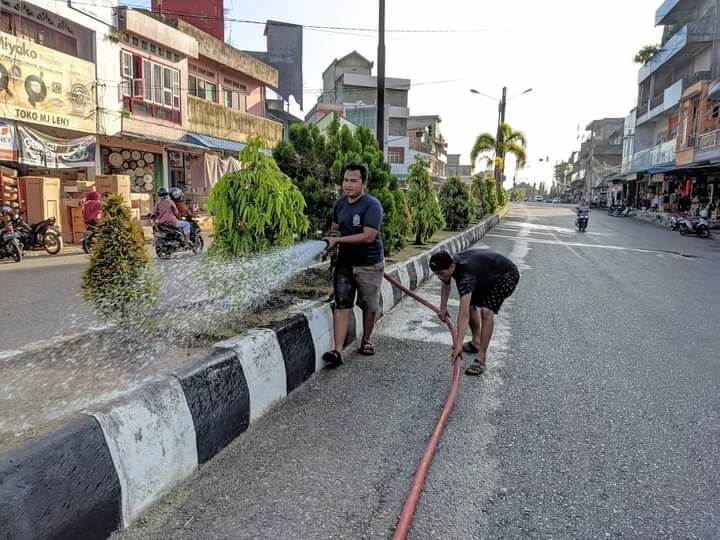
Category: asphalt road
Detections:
[
  {"x1": 113, "y1": 203, "x2": 720, "y2": 539},
  {"x1": 0, "y1": 252, "x2": 94, "y2": 351}
]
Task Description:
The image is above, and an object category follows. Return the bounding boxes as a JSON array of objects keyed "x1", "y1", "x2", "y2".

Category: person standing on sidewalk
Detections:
[
  {"x1": 322, "y1": 161, "x2": 385, "y2": 367},
  {"x1": 430, "y1": 248, "x2": 520, "y2": 376}
]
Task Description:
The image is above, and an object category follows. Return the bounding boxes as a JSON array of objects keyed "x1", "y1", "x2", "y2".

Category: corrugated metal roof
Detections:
[{"x1": 183, "y1": 133, "x2": 271, "y2": 155}]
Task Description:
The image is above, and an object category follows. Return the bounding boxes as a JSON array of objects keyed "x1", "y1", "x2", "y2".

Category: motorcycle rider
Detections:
[
  {"x1": 0, "y1": 204, "x2": 11, "y2": 230},
  {"x1": 82, "y1": 191, "x2": 102, "y2": 227},
  {"x1": 154, "y1": 187, "x2": 191, "y2": 245},
  {"x1": 170, "y1": 188, "x2": 195, "y2": 220},
  {"x1": 576, "y1": 198, "x2": 589, "y2": 213}
]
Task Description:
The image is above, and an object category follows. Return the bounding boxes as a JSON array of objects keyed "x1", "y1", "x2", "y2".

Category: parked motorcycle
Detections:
[
  {"x1": 81, "y1": 223, "x2": 97, "y2": 254},
  {"x1": 609, "y1": 206, "x2": 633, "y2": 217},
  {"x1": 576, "y1": 210, "x2": 589, "y2": 232},
  {"x1": 670, "y1": 214, "x2": 683, "y2": 231},
  {"x1": 679, "y1": 215, "x2": 711, "y2": 238},
  {"x1": 0, "y1": 222, "x2": 23, "y2": 263},
  {"x1": 153, "y1": 217, "x2": 204, "y2": 259},
  {"x1": 11, "y1": 215, "x2": 62, "y2": 255}
]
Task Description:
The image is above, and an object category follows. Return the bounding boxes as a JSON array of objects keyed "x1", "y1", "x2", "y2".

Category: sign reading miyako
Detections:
[{"x1": 0, "y1": 32, "x2": 96, "y2": 133}]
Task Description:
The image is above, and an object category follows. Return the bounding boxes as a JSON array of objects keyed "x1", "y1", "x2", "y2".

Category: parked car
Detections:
[
  {"x1": 552, "y1": 197, "x2": 560, "y2": 203},
  {"x1": 534, "y1": 195, "x2": 545, "y2": 203}
]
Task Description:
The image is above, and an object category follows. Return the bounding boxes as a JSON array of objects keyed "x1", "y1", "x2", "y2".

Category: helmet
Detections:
[
  {"x1": 170, "y1": 188, "x2": 184, "y2": 202},
  {"x1": 0, "y1": 204, "x2": 11, "y2": 216},
  {"x1": 157, "y1": 187, "x2": 169, "y2": 199},
  {"x1": 86, "y1": 191, "x2": 100, "y2": 201}
]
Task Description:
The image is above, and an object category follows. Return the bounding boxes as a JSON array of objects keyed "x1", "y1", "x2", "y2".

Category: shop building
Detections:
[{"x1": 0, "y1": 0, "x2": 120, "y2": 243}]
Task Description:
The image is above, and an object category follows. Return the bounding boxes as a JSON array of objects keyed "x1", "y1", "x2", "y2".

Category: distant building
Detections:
[
  {"x1": 310, "y1": 51, "x2": 413, "y2": 178},
  {"x1": 407, "y1": 115, "x2": 447, "y2": 181}
]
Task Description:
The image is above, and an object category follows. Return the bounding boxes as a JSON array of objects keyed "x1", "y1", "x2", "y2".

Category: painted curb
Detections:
[
  {"x1": 0, "y1": 415, "x2": 122, "y2": 540},
  {"x1": 0, "y1": 211, "x2": 504, "y2": 539}
]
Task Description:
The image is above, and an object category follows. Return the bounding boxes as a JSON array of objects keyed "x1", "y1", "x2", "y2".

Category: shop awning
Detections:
[
  {"x1": 118, "y1": 131, "x2": 208, "y2": 152},
  {"x1": 183, "y1": 133, "x2": 272, "y2": 156}
]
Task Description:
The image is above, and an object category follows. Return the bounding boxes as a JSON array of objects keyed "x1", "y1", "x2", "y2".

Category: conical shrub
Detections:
[{"x1": 81, "y1": 193, "x2": 159, "y2": 321}]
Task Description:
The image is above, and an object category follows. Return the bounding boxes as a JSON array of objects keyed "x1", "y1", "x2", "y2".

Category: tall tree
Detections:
[
  {"x1": 407, "y1": 157, "x2": 444, "y2": 244},
  {"x1": 275, "y1": 116, "x2": 410, "y2": 255},
  {"x1": 470, "y1": 122, "x2": 527, "y2": 200},
  {"x1": 439, "y1": 177, "x2": 474, "y2": 230}
]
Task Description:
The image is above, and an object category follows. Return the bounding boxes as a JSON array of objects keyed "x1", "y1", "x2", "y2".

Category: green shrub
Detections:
[
  {"x1": 407, "y1": 157, "x2": 445, "y2": 244},
  {"x1": 81, "y1": 194, "x2": 159, "y2": 321},
  {"x1": 498, "y1": 186, "x2": 508, "y2": 207},
  {"x1": 439, "y1": 176, "x2": 474, "y2": 230},
  {"x1": 273, "y1": 119, "x2": 411, "y2": 254},
  {"x1": 209, "y1": 138, "x2": 309, "y2": 257},
  {"x1": 484, "y1": 175, "x2": 498, "y2": 213}
]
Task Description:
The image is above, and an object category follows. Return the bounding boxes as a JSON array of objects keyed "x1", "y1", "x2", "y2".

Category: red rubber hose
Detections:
[{"x1": 383, "y1": 272, "x2": 463, "y2": 540}]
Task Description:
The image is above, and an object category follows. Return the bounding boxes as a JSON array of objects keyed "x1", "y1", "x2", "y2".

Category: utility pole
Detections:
[
  {"x1": 494, "y1": 86, "x2": 507, "y2": 201},
  {"x1": 376, "y1": 0, "x2": 386, "y2": 154}
]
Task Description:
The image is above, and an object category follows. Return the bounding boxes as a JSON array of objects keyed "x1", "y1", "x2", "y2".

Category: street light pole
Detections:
[
  {"x1": 494, "y1": 86, "x2": 507, "y2": 201},
  {"x1": 376, "y1": 0, "x2": 386, "y2": 154},
  {"x1": 470, "y1": 86, "x2": 531, "y2": 200}
]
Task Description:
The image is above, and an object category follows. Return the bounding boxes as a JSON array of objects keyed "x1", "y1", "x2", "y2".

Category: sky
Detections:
[{"x1": 212, "y1": 1, "x2": 662, "y2": 186}]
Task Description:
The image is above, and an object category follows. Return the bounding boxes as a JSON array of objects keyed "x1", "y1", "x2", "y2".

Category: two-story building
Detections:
[{"x1": 102, "y1": 8, "x2": 284, "y2": 211}]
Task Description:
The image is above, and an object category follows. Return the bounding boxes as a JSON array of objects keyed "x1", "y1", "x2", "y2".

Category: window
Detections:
[
  {"x1": 172, "y1": 70, "x2": 180, "y2": 109},
  {"x1": 163, "y1": 67, "x2": 172, "y2": 107},
  {"x1": 189, "y1": 75, "x2": 217, "y2": 103},
  {"x1": 121, "y1": 51, "x2": 181, "y2": 123},
  {"x1": 142, "y1": 59, "x2": 152, "y2": 101},
  {"x1": 221, "y1": 88, "x2": 247, "y2": 111},
  {"x1": 153, "y1": 63, "x2": 162, "y2": 104},
  {"x1": 15, "y1": 16, "x2": 77, "y2": 56},
  {"x1": 388, "y1": 147, "x2": 404, "y2": 164},
  {"x1": 121, "y1": 51, "x2": 133, "y2": 97},
  {"x1": 222, "y1": 88, "x2": 233, "y2": 108}
]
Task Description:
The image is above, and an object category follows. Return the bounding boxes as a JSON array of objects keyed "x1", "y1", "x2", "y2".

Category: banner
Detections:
[
  {"x1": 0, "y1": 31, "x2": 96, "y2": 133},
  {"x1": 17, "y1": 124, "x2": 95, "y2": 168},
  {"x1": 0, "y1": 120, "x2": 16, "y2": 161}
]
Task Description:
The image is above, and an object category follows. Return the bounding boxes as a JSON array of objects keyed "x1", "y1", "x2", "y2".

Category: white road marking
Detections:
[
  {"x1": 497, "y1": 220, "x2": 613, "y2": 236},
  {"x1": 486, "y1": 234, "x2": 663, "y2": 254}
]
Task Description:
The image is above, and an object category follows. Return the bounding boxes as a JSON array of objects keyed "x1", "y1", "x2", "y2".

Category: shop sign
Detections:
[
  {"x1": 0, "y1": 120, "x2": 17, "y2": 161},
  {"x1": 17, "y1": 124, "x2": 95, "y2": 168},
  {"x1": 0, "y1": 31, "x2": 96, "y2": 133}
]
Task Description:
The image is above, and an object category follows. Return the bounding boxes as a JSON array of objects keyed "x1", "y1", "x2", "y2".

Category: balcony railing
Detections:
[
  {"x1": 186, "y1": 96, "x2": 283, "y2": 147},
  {"x1": 628, "y1": 139, "x2": 677, "y2": 171},
  {"x1": 698, "y1": 129, "x2": 720, "y2": 150}
]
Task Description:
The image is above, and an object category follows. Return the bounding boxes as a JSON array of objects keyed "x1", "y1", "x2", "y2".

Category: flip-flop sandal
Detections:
[
  {"x1": 322, "y1": 350, "x2": 343, "y2": 368},
  {"x1": 462, "y1": 341, "x2": 480, "y2": 354},
  {"x1": 359, "y1": 340, "x2": 375, "y2": 356},
  {"x1": 465, "y1": 358, "x2": 486, "y2": 376}
]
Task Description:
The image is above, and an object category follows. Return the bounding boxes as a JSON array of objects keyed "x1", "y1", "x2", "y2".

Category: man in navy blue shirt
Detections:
[{"x1": 322, "y1": 161, "x2": 384, "y2": 366}]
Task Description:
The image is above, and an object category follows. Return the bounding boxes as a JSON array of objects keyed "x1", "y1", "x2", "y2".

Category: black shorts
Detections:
[{"x1": 471, "y1": 268, "x2": 520, "y2": 314}]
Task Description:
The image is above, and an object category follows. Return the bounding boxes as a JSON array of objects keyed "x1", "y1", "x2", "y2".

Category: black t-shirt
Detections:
[
  {"x1": 453, "y1": 249, "x2": 517, "y2": 296},
  {"x1": 332, "y1": 194, "x2": 384, "y2": 266}
]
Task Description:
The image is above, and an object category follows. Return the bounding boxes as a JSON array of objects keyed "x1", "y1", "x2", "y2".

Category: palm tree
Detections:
[{"x1": 470, "y1": 123, "x2": 527, "y2": 199}]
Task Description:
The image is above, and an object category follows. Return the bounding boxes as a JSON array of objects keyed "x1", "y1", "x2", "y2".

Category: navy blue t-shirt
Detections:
[{"x1": 332, "y1": 194, "x2": 384, "y2": 266}]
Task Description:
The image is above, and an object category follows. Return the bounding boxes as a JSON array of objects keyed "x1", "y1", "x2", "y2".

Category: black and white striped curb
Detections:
[{"x1": 0, "y1": 212, "x2": 502, "y2": 540}]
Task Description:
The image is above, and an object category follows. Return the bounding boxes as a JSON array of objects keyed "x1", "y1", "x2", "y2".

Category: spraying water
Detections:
[{"x1": 0, "y1": 240, "x2": 329, "y2": 448}]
